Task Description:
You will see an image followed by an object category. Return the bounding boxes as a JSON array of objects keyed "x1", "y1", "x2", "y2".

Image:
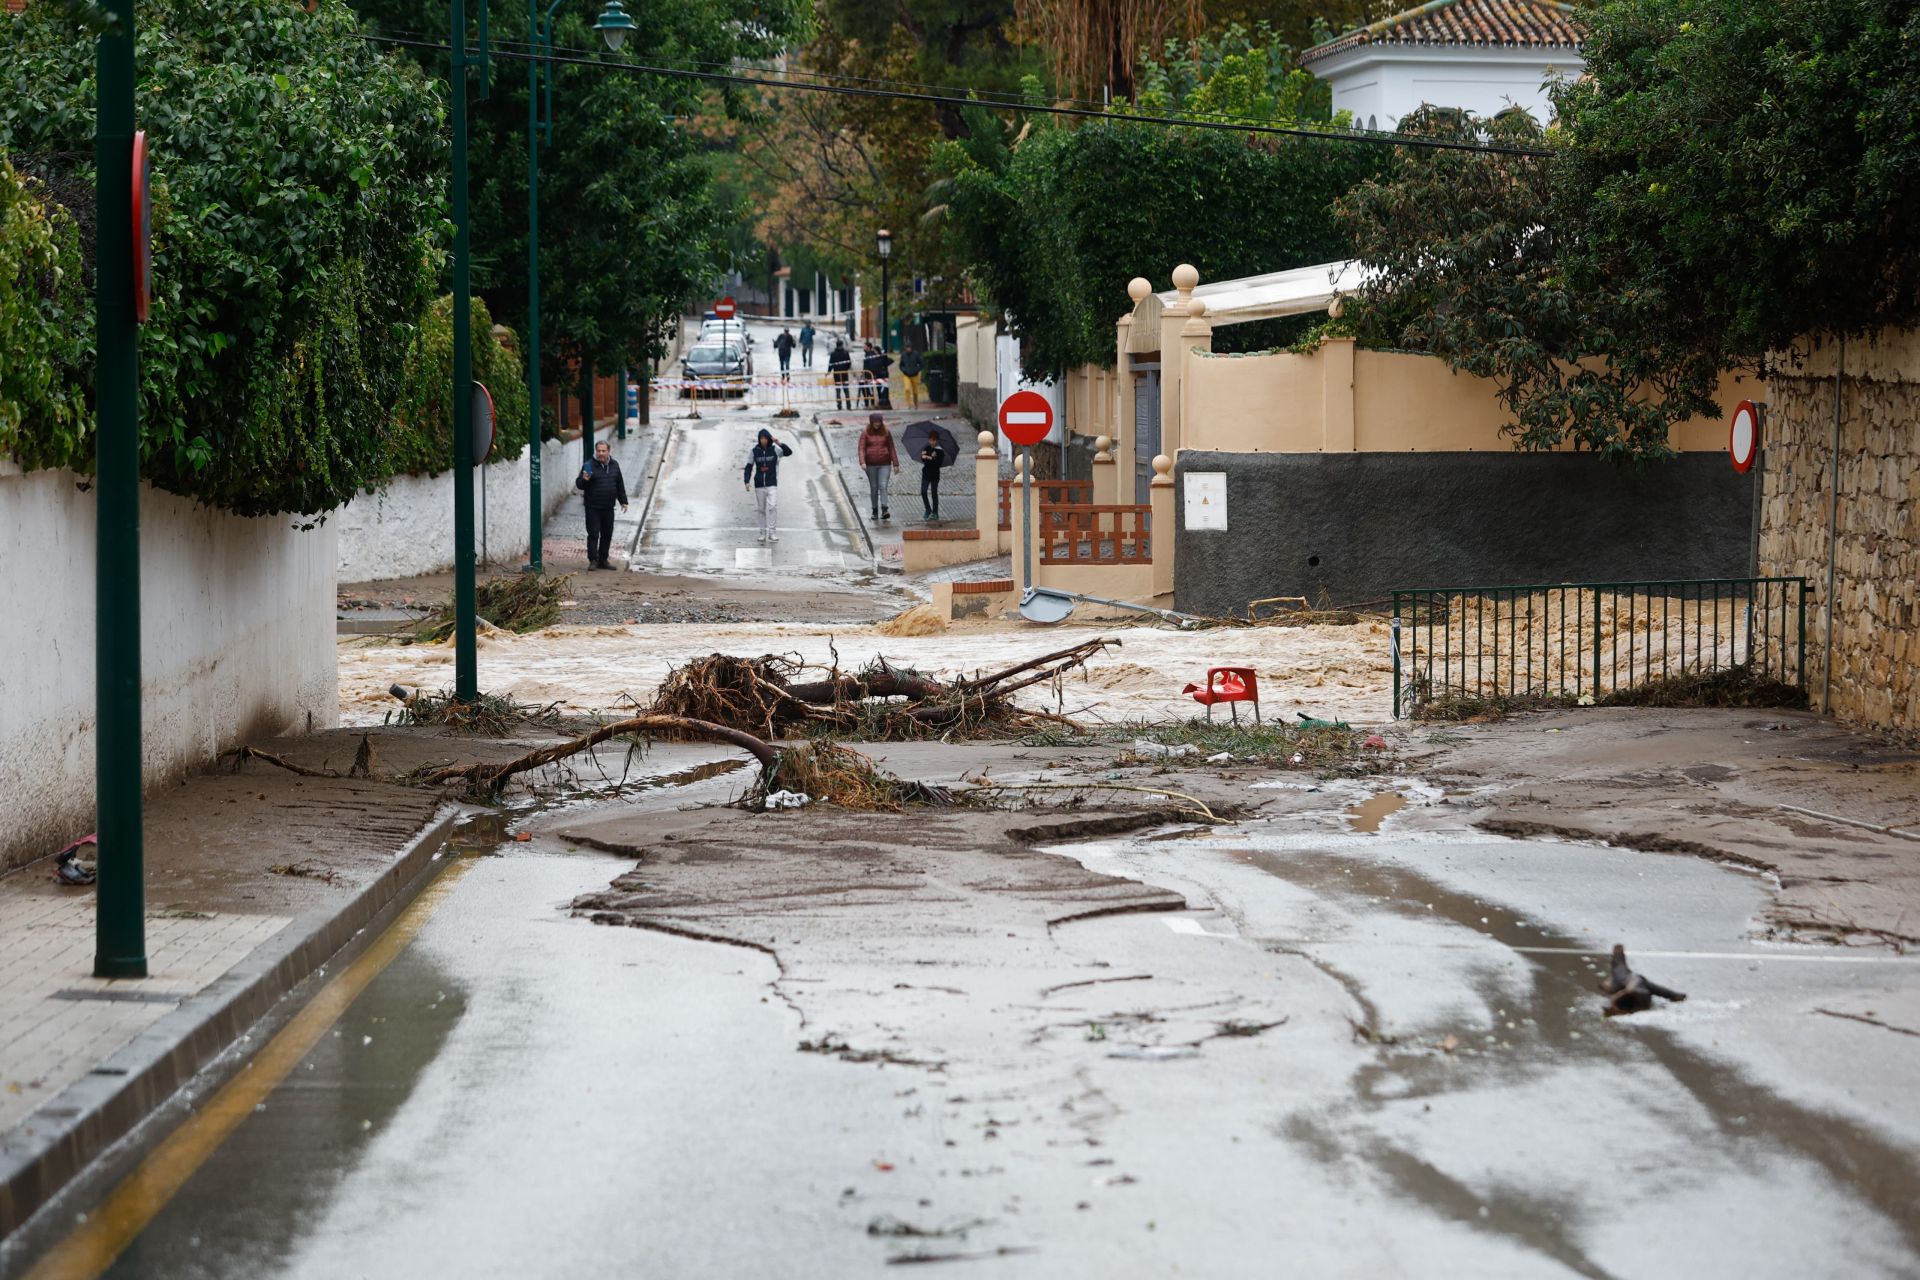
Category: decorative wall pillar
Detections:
[
  {"x1": 1150, "y1": 453, "x2": 1175, "y2": 599},
  {"x1": 1010, "y1": 451, "x2": 1031, "y2": 595},
  {"x1": 1159, "y1": 264, "x2": 1199, "y2": 459},
  {"x1": 974, "y1": 430, "x2": 999, "y2": 548},
  {"x1": 1179, "y1": 296, "x2": 1214, "y2": 452},
  {"x1": 1091, "y1": 435, "x2": 1117, "y2": 506}
]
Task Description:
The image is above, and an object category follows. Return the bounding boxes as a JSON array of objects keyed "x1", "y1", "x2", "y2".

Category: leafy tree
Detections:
[
  {"x1": 351, "y1": 0, "x2": 812, "y2": 405},
  {"x1": 1555, "y1": 0, "x2": 1920, "y2": 361},
  {"x1": 0, "y1": 0, "x2": 449, "y2": 514},
  {"x1": 389, "y1": 295, "x2": 530, "y2": 474},
  {"x1": 0, "y1": 157, "x2": 87, "y2": 465},
  {"x1": 940, "y1": 107, "x2": 1385, "y2": 378},
  {"x1": 1132, "y1": 24, "x2": 1333, "y2": 125}
]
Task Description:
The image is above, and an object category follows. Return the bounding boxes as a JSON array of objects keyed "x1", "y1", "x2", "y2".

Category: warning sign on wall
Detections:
[{"x1": 1184, "y1": 472, "x2": 1227, "y2": 531}]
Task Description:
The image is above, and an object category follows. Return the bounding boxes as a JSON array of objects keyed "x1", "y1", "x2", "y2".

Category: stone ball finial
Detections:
[
  {"x1": 1127, "y1": 277, "x2": 1152, "y2": 303},
  {"x1": 1015, "y1": 453, "x2": 1028, "y2": 476},
  {"x1": 1171, "y1": 263, "x2": 1200, "y2": 295},
  {"x1": 1152, "y1": 454, "x2": 1173, "y2": 477},
  {"x1": 1328, "y1": 294, "x2": 1346, "y2": 320},
  {"x1": 977, "y1": 430, "x2": 995, "y2": 449},
  {"x1": 1095, "y1": 435, "x2": 1112, "y2": 453},
  {"x1": 1187, "y1": 297, "x2": 1208, "y2": 319}
]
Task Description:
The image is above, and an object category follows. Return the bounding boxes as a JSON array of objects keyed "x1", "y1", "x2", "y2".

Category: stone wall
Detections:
[{"x1": 1759, "y1": 330, "x2": 1920, "y2": 728}]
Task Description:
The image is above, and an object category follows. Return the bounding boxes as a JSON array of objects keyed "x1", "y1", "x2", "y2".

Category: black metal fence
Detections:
[{"x1": 1390, "y1": 578, "x2": 1808, "y2": 718}]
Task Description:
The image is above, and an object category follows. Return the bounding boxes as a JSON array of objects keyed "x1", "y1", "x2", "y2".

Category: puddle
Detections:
[
  {"x1": 1345, "y1": 792, "x2": 1407, "y2": 834},
  {"x1": 1242, "y1": 844, "x2": 1920, "y2": 1264}
]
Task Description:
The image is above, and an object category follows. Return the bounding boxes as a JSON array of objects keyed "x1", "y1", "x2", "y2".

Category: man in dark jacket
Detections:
[
  {"x1": 828, "y1": 339, "x2": 853, "y2": 410},
  {"x1": 742, "y1": 428, "x2": 795, "y2": 543},
  {"x1": 574, "y1": 439, "x2": 628, "y2": 569},
  {"x1": 862, "y1": 343, "x2": 893, "y2": 410},
  {"x1": 774, "y1": 327, "x2": 796, "y2": 379}
]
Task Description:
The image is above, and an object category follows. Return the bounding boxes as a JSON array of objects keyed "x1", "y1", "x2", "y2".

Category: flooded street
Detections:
[{"x1": 88, "y1": 752, "x2": 1920, "y2": 1279}]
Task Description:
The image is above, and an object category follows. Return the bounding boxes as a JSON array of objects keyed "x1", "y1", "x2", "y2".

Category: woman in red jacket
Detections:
[{"x1": 857, "y1": 414, "x2": 899, "y2": 521}]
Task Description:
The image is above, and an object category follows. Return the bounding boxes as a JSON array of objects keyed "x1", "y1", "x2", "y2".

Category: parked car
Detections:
[
  {"x1": 681, "y1": 340, "x2": 752, "y2": 397},
  {"x1": 698, "y1": 318, "x2": 753, "y2": 348}
]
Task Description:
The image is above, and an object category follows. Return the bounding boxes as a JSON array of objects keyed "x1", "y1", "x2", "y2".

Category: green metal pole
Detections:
[
  {"x1": 94, "y1": 0, "x2": 145, "y2": 979},
  {"x1": 452, "y1": 0, "x2": 478, "y2": 700},
  {"x1": 525, "y1": 3, "x2": 543, "y2": 573}
]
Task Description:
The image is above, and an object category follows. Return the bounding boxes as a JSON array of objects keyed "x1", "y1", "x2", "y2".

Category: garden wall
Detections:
[
  {"x1": 0, "y1": 463, "x2": 337, "y2": 873},
  {"x1": 1759, "y1": 330, "x2": 1919, "y2": 728},
  {"x1": 334, "y1": 438, "x2": 576, "y2": 583}
]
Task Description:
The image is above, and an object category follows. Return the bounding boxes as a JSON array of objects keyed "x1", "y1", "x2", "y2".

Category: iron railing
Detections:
[{"x1": 1390, "y1": 577, "x2": 1808, "y2": 718}]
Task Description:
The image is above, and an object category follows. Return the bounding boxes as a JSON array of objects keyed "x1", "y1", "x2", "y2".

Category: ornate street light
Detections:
[{"x1": 595, "y1": 1, "x2": 636, "y2": 50}]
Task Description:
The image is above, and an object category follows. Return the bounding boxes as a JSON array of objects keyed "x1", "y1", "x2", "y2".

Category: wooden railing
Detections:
[
  {"x1": 998, "y1": 478, "x2": 1092, "y2": 531},
  {"x1": 1038, "y1": 504, "x2": 1152, "y2": 564}
]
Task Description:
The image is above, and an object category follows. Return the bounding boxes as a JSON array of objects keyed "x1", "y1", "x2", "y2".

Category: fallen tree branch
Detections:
[
  {"x1": 224, "y1": 746, "x2": 336, "y2": 778},
  {"x1": 963, "y1": 781, "x2": 1222, "y2": 824},
  {"x1": 424, "y1": 714, "x2": 776, "y2": 794}
]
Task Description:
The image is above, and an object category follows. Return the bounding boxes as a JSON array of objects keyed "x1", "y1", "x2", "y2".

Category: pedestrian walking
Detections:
[
  {"x1": 774, "y1": 327, "x2": 796, "y2": 379},
  {"x1": 828, "y1": 339, "x2": 853, "y2": 410},
  {"x1": 899, "y1": 345, "x2": 924, "y2": 410},
  {"x1": 858, "y1": 413, "x2": 899, "y2": 522},
  {"x1": 742, "y1": 428, "x2": 794, "y2": 543},
  {"x1": 799, "y1": 320, "x2": 815, "y2": 369},
  {"x1": 863, "y1": 342, "x2": 894, "y2": 410},
  {"x1": 574, "y1": 439, "x2": 628, "y2": 569},
  {"x1": 919, "y1": 438, "x2": 945, "y2": 521}
]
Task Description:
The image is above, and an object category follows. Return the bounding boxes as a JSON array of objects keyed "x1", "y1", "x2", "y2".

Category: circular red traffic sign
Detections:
[
  {"x1": 1729, "y1": 399, "x2": 1759, "y2": 473},
  {"x1": 714, "y1": 296, "x2": 737, "y2": 320},
  {"x1": 131, "y1": 130, "x2": 151, "y2": 324},
  {"x1": 999, "y1": 389, "x2": 1053, "y2": 447}
]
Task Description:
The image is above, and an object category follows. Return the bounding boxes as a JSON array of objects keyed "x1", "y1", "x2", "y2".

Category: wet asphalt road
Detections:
[{"x1": 43, "y1": 762, "x2": 1920, "y2": 1278}]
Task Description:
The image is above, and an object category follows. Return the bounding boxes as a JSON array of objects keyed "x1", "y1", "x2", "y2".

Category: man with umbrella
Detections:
[{"x1": 902, "y1": 420, "x2": 960, "y2": 522}]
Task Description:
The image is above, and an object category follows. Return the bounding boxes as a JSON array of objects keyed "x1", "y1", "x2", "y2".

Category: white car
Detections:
[{"x1": 699, "y1": 318, "x2": 753, "y2": 348}]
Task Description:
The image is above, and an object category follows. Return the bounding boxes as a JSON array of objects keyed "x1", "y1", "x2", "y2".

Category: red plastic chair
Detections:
[{"x1": 1182, "y1": 667, "x2": 1261, "y2": 724}]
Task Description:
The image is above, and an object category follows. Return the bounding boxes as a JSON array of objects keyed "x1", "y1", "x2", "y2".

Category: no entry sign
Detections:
[
  {"x1": 714, "y1": 296, "x2": 738, "y2": 320},
  {"x1": 999, "y1": 390, "x2": 1053, "y2": 447},
  {"x1": 1729, "y1": 399, "x2": 1759, "y2": 473}
]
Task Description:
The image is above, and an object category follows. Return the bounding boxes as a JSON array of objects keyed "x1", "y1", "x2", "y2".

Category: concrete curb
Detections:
[
  {"x1": 811, "y1": 411, "x2": 878, "y2": 564},
  {"x1": 0, "y1": 803, "x2": 464, "y2": 1240},
  {"x1": 622, "y1": 418, "x2": 677, "y2": 564}
]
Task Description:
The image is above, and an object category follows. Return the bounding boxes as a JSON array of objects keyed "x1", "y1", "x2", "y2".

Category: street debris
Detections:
[
  {"x1": 404, "y1": 573, "x2": 573, "y2": 643},
  {"x1": 266, "y1": 859, "x2": 343, "y2": 885},
  {"x1": 424, "y1": 713, "x2": 778, "y2": 796},
  {"x1": 650, "y1": 638, "x2": 1118, "y2": 740},
  {"x1": 753, "y1": 741, "x2": 951, "y2": 812},
  {"x1": 51, "y1": 833, "x2": 96, "y2": 886},
  {"x1": 386, "y1": 685, "x2": 566, "y2": 735},
  {"x1": 763, "y1": 789, "x2": 811, "y2": 810},
  {"x1": 1131, "y1": 739, "x2": 1200, "y2": 760},
  {"x1": 1414, "y1": 663, "x2": 1807, "y2": 721},
  {"x1": 1598, "y1": 944, "x2": 1688, "y2": 1017}
]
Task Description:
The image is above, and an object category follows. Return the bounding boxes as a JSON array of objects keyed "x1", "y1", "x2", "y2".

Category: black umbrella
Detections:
[{"x1": 901, "y1": 420, "x2": 961, "y2": 465}]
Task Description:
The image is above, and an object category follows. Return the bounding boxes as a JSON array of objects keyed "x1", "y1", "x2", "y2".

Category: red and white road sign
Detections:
[
  {"x1": 999, "y1": 389, "x2": 1053, "y2": 447},
  {"x1": 713, "y1": 296, "x2": 738, "y2": 320},
  {"x1": 1729, "y1": 399, "x2": 1759, "y2": 473}
]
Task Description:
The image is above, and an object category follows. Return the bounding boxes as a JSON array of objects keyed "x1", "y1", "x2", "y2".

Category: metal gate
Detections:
[{"x1": 1133, "y1": 368, "x2": 1160, "y2": 504}]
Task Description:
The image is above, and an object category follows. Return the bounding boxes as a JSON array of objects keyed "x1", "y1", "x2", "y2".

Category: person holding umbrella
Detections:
[{"x1": 900, "y1": 420, "x2": 959, "y2": 523}]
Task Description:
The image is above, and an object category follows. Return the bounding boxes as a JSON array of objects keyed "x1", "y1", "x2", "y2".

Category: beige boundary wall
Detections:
[{"x1": 1759, "y1": 328, "x2": 1919, "y2": 729}]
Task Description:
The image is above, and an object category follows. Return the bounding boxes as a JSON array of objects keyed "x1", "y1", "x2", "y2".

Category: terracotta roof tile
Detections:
[{"x1": 1302, "y1": 0, "x2": 1585, "y2": 65}]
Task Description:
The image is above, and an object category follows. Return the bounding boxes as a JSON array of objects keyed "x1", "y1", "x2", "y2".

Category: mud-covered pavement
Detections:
[{"x1": 85, "y1": 720, "x2": 1920, "y2": 1279}]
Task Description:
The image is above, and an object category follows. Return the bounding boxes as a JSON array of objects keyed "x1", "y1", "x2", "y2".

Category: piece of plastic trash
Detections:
[
  {"x1": 1295, "y1": 714, "x2": 1352, "y2": 730},
  {"x1": 1206, "y1": 752, "x2": 1233, "y2": 764},
  {"x1": 1107, "y1": 1046, "x2": 1200, "y2": 1061},
  {"x1": 764, "y1": 789, "x2": 811, "y2": 810},
  {"x1": 52, "y1": 833, "x2": 97, "y2": 886},
  {"x1": 1132, "y1": 739, "x2": 1200, "y2": 759},
  {"x1": 1362, "y1": 734, "x2": 1389, "y2": 750},
  {"x1": 1289, "y1": 752, "x2": 1305, "y2": 765},
  {"x1": 1577, "y1": 694, "x2": 1596, "y2": 706}
]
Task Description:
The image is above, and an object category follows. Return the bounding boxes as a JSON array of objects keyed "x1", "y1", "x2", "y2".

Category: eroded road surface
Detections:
[{"x1": 48, "y1": 733, "x2": 1920, "y2": 1280}]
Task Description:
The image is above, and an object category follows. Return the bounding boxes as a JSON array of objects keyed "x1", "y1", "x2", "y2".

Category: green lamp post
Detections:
[{"x1": 524, "y1": 0, "x2": 638, "y2": 573}]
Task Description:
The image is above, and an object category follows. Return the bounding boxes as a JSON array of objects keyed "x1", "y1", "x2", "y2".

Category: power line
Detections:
[{"x1": 355, "y1": 33, "x2": 1551, "y2": 158}]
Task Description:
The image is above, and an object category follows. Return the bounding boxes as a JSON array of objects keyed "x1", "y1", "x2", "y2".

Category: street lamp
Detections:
[
  {"x1": 594, "y1": 0, "x2": 636, "y2": 50},
  {"x1": 876, "y1": 227, "x2": 892, "y2": 353},
  {"x1": 524, "y1": 0, "x2": 638, "y2": 574}
]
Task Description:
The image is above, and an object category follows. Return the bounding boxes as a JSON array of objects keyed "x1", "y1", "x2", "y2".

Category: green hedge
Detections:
[
  {"x1": 0, "y1": 157, "x2": 87, "y2": 464},
  {"x1": 0, "y1": 0, "x2": 449, "y2": 515},
  {"x1": 388, "y1": 295, "x2": 531, "y2": 477}
]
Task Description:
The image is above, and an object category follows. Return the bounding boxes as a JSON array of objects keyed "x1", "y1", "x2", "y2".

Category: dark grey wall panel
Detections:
[{"x1": 1173, "y1": 451, "x2": 1755, "y2": 617}]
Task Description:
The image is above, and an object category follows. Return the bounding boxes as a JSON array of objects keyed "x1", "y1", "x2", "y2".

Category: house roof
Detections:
[{"x1": 1300, "y1": 0, "x2": 1585, "y2": 67}]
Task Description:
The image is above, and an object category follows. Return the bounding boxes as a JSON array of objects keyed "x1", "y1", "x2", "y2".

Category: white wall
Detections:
[
  {"x1": 1315, "y1": 45, "x2": 1584, "y2": 129},
  {"x1": 334, "y1": 437, "x2": 575, "y2": 583},
  {"x1": 0, "y1": 462, "x2": 338, "y2": 873}
]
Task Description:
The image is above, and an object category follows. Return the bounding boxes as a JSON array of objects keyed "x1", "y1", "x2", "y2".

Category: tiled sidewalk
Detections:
[{"x1": 0, "y1": 889, "x2": 287, "y2": 1134}]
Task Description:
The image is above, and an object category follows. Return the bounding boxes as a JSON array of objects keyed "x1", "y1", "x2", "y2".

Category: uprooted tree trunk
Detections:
[{"x1": 423, "y1": 714, "x2": 777, "y2": 795}]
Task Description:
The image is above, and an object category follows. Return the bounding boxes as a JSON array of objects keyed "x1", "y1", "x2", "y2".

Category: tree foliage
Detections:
[
  {"x1": 352, "y1": 0, "x2": 811, "y2": 386},
  {"x1": 0, "y1": 157, "x2": 88, "y2": 463},
  {"x1": 1555, "y1": 0, "x2": 1920, "y2": 361},
  {"x1": 940, "y1": 108, "x2": 1384, "y2": 379},
  {"x1": 0, "y1": 0, "x2": 451, "y2": 514},
  {"x1": 389, "y1": 295, "x2": 530, "y2": 476},
  {"x1": 1132, "y1": 23, "x2": 1333, "y2": 125}
]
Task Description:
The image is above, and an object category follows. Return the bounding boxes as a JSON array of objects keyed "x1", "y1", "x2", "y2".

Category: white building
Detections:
[{"x1": 1300, "y1": 0, "x2": 1585, "y2": 131}]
